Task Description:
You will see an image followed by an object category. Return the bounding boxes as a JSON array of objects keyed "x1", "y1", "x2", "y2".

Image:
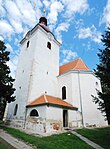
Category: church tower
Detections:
[{"x1": 7, "y1": 16, "x2": 61, "y2": 120}]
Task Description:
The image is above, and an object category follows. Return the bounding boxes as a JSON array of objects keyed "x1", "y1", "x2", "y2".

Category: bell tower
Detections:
[{"x1": 7, "y1": 16, "x2": 61, "y2": 120}]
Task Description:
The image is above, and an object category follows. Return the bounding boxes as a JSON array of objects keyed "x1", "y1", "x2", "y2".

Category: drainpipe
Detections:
[{"x1": 78, "y1": 71, "x2": 84, "y2": 127}]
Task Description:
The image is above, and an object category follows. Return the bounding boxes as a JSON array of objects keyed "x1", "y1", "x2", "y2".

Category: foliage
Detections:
[
  {"x1": 93, "y1": 27, "x2": 110, "y2": 124},
  {"x1": 0, "y1": 40, "x2": 15, "y2": 120},
  {"x1": 1, "y1": 127, "x2": 94, "y2": 149},
  {"x1": 76, "y1": 127, "x2": 110, "y2": 149}
]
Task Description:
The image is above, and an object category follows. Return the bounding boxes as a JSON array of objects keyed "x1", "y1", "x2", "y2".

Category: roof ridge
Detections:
[
  {"x1": 72, "y1": 58, "x2": 80, "y2": 70},
  {"x1": 44, "y1": 94, "x2": 48, "y2": 103}
]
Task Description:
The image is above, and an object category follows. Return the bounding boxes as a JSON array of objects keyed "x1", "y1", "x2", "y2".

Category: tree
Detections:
[
  {"x1": 93, "y1": 27, "x2": 110, "y2": 124},
  {"x1": 0, "y1": 40, "x2": 16, "y2": 120}
]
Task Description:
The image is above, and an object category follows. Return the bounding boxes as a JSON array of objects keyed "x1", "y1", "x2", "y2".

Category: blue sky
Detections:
[{"x1": 0, "y1": 0, "x2": 110, "y2": 77}]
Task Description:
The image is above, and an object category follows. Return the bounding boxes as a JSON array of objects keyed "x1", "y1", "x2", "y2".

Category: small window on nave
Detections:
[
  {"x1": 14, "y1": 104, "x2": 18, "y2": 116},
  {"x1": 30, "y1": 109, "x2": 39, "y2": 117}
]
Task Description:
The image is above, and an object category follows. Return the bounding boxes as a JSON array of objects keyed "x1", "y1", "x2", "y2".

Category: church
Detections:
[{"x1": 6, "y1": 16, "x2": 107, "y2": 134}]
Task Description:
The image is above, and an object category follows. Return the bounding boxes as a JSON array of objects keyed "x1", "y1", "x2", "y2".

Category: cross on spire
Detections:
[{"x1": 43, "y1": 8, "x2": 46, "y2": 16}]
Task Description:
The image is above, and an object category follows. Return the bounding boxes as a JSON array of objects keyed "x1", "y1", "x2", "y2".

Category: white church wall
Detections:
[
  {"x1": 7, "y1": 31, "x2": 37, "y2": 120},
  {"x1": 28, "y1": 27, "x2": 60, "y2": 102},
  {"x1": 25, "y1": 106, "x2": 47, "y2": 133},
  {"x1": 45, "y1": 106, "x2": 63, "y2": 133},
  {"x1": 58, "y1": 71, "x2": 107, "y2": 128},
  {"x1": 78, "y1": 72, "x2": 107, "y2": 127},
  {"x1": 58, "y1": 73, "x2": 73, "y2": 104},
  {"x1": 68, "y1": 110, "x2": 82, "y2": 128}
]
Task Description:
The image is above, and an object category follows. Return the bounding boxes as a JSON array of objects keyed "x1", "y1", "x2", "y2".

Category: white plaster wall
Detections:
[
  {"x1": 58, "y1": 73, "x2": 73, "y2": 104},
  {"x1": 68, "y1": 110, "x2": 82, "y2": 127},
  {"x1": 7, "y1": 30, "x2": 37, "y2": 120},
  {"x1": 79, "y1": 72, "x2": 107, "y2": 126},
  {"x1": 26, "y1": 106, "x2": 46, "y2": 119},
  {"x1": 28, "y1": 27, "x2": 60, "y2": 102},
  {"x1": 46, "y1": 106, "x2": 62, "y2": 120},
  {"x1": 58, "y1": 71, "x2": 107, "y2": 127},
  {"x1": 7, "y1": 25, "x2": 60, "y2": 121}
]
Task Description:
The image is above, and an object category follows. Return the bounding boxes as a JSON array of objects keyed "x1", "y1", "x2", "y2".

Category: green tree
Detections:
[
  {"x1": 0, "y1": 40, "x2": 16, "y2": 120},
  {"x1": 93, "y1": 27, "x2": 110, "y2": 124}
]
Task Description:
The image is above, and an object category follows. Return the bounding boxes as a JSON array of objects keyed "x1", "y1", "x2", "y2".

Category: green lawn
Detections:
[
  {"x1": 76, "y1": 126, "x2": 110, "y2": 149},
  {"x1": 0, "y1": 126, "x2": 94, "y2": 149},
  {"x1": 0, "y1": 137, "x2": 16, "y2": 149}
]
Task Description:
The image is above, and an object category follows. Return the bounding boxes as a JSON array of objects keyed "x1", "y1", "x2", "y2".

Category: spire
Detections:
[{"x1": 39, "y1": 8, "x2": 47, "y2": 26}]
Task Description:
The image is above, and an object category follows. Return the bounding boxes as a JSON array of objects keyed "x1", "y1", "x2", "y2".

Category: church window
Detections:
[
  {"x1": 27, "y1": 41, "x2": 30, "y2": 48},
  {"x1": 62, "y1": 86, "x2": 66, "y2": 100},
  {"x1": 47, "y1": 42, "x2": 51, "y2": 49},
  {"x1": 30, "y1": 109, "x2": 39, "y2": 117},
  {"x1": 14, "y1": 104, "x2": 18, "y2": 116}
]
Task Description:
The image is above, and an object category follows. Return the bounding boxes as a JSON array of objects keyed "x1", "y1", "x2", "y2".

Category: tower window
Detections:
[
  {"x1": 14, "y1": 104, "x2": 18, "y2": 116},
  {"x1": 30, "y1": 109, "x2": 39, "y2": 117},
  {"x1": 47, "y1": 42, "x2": 51, "y2": 49},
  {"x1": 62, "y1": 86, "x2": 66, "y2": 100},
  {"x1": 27, "y1": 41, "x2": 30, "y2": 48}
]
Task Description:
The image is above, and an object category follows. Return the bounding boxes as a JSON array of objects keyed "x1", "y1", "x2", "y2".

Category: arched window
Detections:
[
  {"x1": 62, "y1": 86, "x2": 66, "y2": 100},
  {"x1": 14, "y1": 104, "x2": 18, "y2": 116},
  {"x1": 47, "y1": 42, "x2": 51, "y2": 49},
  {"x1": 27, "y1": 41, "x2": 30, "y2": 48},
  {"x1": 30, "y1": 109, "x2": 39, "y2": 117}
]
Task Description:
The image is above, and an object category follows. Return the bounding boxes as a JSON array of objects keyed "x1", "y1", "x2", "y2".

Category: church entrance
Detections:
[{"x1": 63, "y1": 110, "x2": 68, "y2": 127}]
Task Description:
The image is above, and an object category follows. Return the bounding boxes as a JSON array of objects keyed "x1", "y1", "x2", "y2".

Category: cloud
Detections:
[
  {"x1": 78, "y1": 25, "x2": 102, "y2": 43},
  {"x1": 55, "y1": 22, "x2": 70, "y2": 43},
  {"x1": 0, "y1": 36, "x2": 4, "y2": 41},
  {"x1": 61, "y1": 49, "x2": 78, "y2": 64},
  {"x1": 6, "y1": 43, "x2": 14, "y2": 53},
  {"x1": 0, "y1": 20, "x2": 14, "y2": 37},
  {"x1": 7, "y1": 55, "x2": 18, "y2": 78},
  {"x1": 47, "y1": 1, "x2": 64, "y2": 29},
  {"x1": 61, "y1": 0, "x2": 89, "y2": 17},
  {"x1": 0, "y1": 0, "x2": 6, "y2": 17},
  {"x1": 100, "y1": 0, "x2": 110, "y2": 26}
]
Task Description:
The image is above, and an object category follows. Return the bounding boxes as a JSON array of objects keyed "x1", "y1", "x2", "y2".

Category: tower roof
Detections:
[
  {"x1": 27, "y1": 95, "x2": 77, "y2": 110},
  {"x1": 59, "y1": 58, "x2": 90, "y2": 75},
  {"x1": 39, "y1": 17, "x2": 47, "y2": 26}
]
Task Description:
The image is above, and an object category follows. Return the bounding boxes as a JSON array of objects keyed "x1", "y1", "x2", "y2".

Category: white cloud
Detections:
[
  {"x1": 10, "y1": 19, "x2": 23, "y2": 33},
  {"x1": 7, "y1": 55, "x2": 18, "y2": 78},
  {"x1": 61, "y1": 49, "x2": 78, "y2": 64},
  {"x1": 61, "y1": 0, "x2": 89, "y2": 17},
  {"x1": 78, "y1": 25, "x2": 102, "y2": 43},
  {"x1": 100, "y1": 0, "x2": 110, "y2": 26},
  {"x1": 48, "y1": 1, "x2": 64, "y2": 28},
  {"x1": 0, "y1": 0, "x2": 6, "y2": 17},
  {"x1": 15, "y1": 0, "x2": 38, "y2": 27},
  {"x1": 0, "y1": 20, "x2": 14, "y2": 37},
  {"x1": 0, "y1": 36, "x2": 4, "y2": 41},
  {"x1": 55, "y1": 22, "x2": 70, "y2": 43},
  {"x1": 6, "y1": 43, "x2": 14, "y2": 53}
]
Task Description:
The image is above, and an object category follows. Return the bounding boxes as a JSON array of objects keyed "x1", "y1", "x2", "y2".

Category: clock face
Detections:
[{"x1": 47, "y1": 32, "x2": 54, "y2": 41}]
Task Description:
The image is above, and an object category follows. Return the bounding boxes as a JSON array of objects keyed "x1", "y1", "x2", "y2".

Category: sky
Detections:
[{"x1": 0, "y1": 0, "x2": 110, "y2": 77}]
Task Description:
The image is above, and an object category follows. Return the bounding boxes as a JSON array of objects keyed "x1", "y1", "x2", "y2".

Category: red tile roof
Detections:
[
  {"x1": 27, "y1": 95, "x2": 77, "y2": 110},
  {"x1": 59, "y1": 58, "x2": 90, "y2": 75}
]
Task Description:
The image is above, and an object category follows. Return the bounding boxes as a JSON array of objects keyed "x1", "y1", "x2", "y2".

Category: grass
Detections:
[
  {"x1": 76, "y1": 126, "x2": 110, "y2": 149},
  {"x1": 0, "y1": 126, "x2": 94, "y2": 149},
  {"x1": 0, "y1": 137, "x2": 16, "y2": 149}
]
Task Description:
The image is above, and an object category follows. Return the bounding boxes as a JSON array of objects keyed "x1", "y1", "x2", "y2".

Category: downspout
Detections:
[{"x1": 78, "y1": 71, "x2": 84, "y2": 127}]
